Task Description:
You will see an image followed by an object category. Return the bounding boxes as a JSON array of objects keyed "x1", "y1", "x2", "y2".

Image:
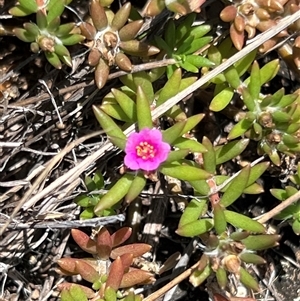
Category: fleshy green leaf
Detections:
[
  {"x1": 157, "y1": 68, "x2": 181, "y2": 106},
  {"x1": 59, "y1": 34, "x2": 85, "y2": 45},
  {"x1": 220, "y1": 165, "x2": 250, "y2": 207},
  {"x1": 189, "y1": 180, "x2": 210, "y2": 195},
  {"x1": 215, "y1": 139, "x2": 249, "y2": 165},
  {"x1": 246, "y1": 162, "x2": 269, "y2": 186},
  {"x1": 179, "y1": 59, "x2": 198, "y2": 73},
  {"x1": 179, "y1": 199, "x2": 208, "y2": 227},
  {"x1": 181, "y1": 114, "x2": 205, "y2": 135},
  {"x1": 241, "y1": 87, "x2": 255, "y2": 111},
  {"x1": 94, "y1": 170, "x2": 105, "y2": 189},
  {"x1": 185, "y1": 55, "x2": 214, "y2": 68},
  {"x1": 202, "y1": 136, "x2": 216, "y2": 174},
  {"x1": 164, "y1": 19, "x2": 176, "y2": 51},
  {"x1": 239, "y1": 267, "x2": 260, "y2": 291},
  {"x1": 125, "y1": 172, "x2": 147, "y2": 204},
  {"x1": 243, "y1": 183, "x2": 264, "y2": 194},
  {"x1": 162, "y1": 121, "x2": 186, "y2": 144},
  {"x1": 260, "y1": 59, "x2": 280, "y2": 85},
  {"x1": 210, "y1": 87, "x2": 234, "y2": 112},
  {"x1": 94, "y1": 174, "x2": 134, "y2": 214},
  {"x1": 69, "y1": 284, "x2": 89, "y2": 301},
  {"x1": 248, "y1": 61, "x2": 261, "y2": 99},
  {"x1": 92, "y1": 105, "x2": 126, "y2": 149},
  {"x1": 160, "y1": 163, "x2": 211, "y2": 181},
  {"x1": 175, "y1": 13, "x2": 196, "y2": 44},
  {"x1": 45, "y1": 51, "x2": 62, "y2": 69},
  {"x1": 228, "y1": 119, "x2": 253, "y2": 140},
  {"x1": 9, "y1": 5, "x2": 35, "y2": 16},
  {"x1": 165, "y1": 149, "x2": 190, "y2": 163},
  {"x1": 176, "y1": 36, "x2": 212, "y2": 55},
  {"x1": 189, "y1": 264, "x2": 212, "y2": 287},
  {"x1": 13, "y1": 28, "x2": 36, "y2": 42},
  {"x1": 176, "y1": 219, "x2": 213, "y2": 237},
  {"x1": 173, "y1": 137, "x2": 207, "y2": 153},
  {"x1": 133, "y1": 71, "x2": 154, "y2": 102},
  {"x1": 234, "y1": 49, "x2": 257, "y2": 76},
  {"x1": 241, "y1": 234, "x2": 280, "y2": 250},
  {"x1": 224, "y1": 210, "x2": 265, "y2": 233},
  {"x1": 47, "y1": 0, "x2": 65, "y2": 24},
  {"x1": 213, "y1": 203, "x2": 227, "y2": 235},
  {"x1": 19, "y1": 0, "x2": 38, "y2": 12},
  {"x1": 111, "y1": 88, "x2": 137, "y2": 121},
  {"x1": 224, "y1": 66, "x2": 240, "y2": 90}
]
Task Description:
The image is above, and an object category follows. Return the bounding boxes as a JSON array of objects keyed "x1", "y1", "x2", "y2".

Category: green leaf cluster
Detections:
[
  {"x1": 271, "y1": 163, "x2": 300, "y2": 234},
  {"x1": 154, "y1": 13, "x2": 214, "y2": 76},
  {"x1": 11, "y1": 0, "x2": 84, "y2": 69},
  {"x1": 74, "y1": 170, "x2": 116, "y2": 219},
  {"x1": 209, "y1": 45, "x2": 300, "y2": 165}
]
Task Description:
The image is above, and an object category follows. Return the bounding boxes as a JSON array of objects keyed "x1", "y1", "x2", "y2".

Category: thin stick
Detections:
[
  {"x1": 143, "y1": 260, "x2": 201, "y2": 301},
  {"x1": 257, "y1": 190, "x2": 300, "y2": 224}
]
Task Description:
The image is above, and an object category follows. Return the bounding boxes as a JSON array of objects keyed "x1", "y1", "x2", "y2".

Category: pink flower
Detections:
[{"x1": 124, "y1": 128, "x2": 171, "y2": 171}]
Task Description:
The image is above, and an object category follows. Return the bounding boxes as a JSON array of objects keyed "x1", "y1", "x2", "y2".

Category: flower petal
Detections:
[{"x1": 124, "y1": 128, "x2": 171, "y2": 171}]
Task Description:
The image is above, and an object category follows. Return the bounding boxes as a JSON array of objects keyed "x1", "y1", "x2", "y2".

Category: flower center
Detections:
[{"x1": 136, "y1": 141, "x2": 156, "y2": 160}]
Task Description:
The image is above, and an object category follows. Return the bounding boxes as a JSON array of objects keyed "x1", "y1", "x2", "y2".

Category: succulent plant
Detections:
[
  {"x1": 188, "y1": 231, "x2": 280, "y2": 291},
  {"x1": 80, "y1": 0, "x2": 160, "y2": 89},
  {"x1": 271, "y1": 162, "x2": 300, "y2": 235},
  {"x1": 154, "y1": 13, "x2": 214, "y2": 76},
  {"x1": 219, "y1": 0, "x2": 300, "y2": 67},
  {"x1": 74, "y1": 170, "x2": 118, "y2": 219},
  {"x1": 57, "y1": 227, "x2": 154, "y2": 300},
  {"x1": 11, "y1": 0, "x2": 84, "y2": 69},
  {"x1": 208, "y1": 46, "x2": 300, "y2": 165},
  {"x1": 92, "y1": 68, "x2": 215, "y2": 213}
]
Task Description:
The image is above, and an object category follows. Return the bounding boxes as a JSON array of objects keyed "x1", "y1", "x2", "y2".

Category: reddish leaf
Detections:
[
  {"x1": 96, "y1": 227, "x2": 113, "y2": 260},
  {"x1": 111, "y1": 227, "x2": 132, "y2": 247},
  {"x1": 106, "y1": 257, "x2": 124, "y2": 291},
  {"x1": 71, "y1": 229, "x2": 97, "y2": 254},
  {"x1": 75, "y1": 260, "x2": 99, "y2": 283},
  {"x1": 120, "y1": 253, "x2": 134, "y2": 272},
  {"x1": 57, "y1": 258, "x2": 77, "y2": 274},
  {"x1": 120, "y1": 268, "x2": 154, "y2": 288},
  {"x1": 111, "y1": 243, "x2": 151, "y2": 259}
]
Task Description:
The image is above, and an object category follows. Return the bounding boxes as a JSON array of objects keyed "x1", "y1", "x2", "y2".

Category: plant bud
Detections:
[{"x1": 222, "y1": 254, "x2": 241, "y2": 274}]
